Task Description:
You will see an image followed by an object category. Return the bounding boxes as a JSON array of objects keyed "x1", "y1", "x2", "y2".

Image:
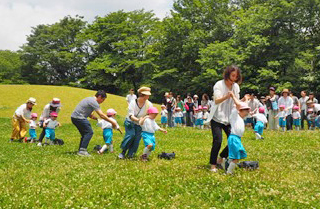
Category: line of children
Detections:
[
  {"x1": 96, "y1": 109, "x2": 121, "y2": 154},
  {"x1": 139, "y1": 107, "x2": 167, "y2": 161}
]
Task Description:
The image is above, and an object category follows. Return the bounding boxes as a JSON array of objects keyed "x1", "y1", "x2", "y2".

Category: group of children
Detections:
[
  {"x1": 27, "y1": 112, "x2": 61, "y2": 145},
  {"x1": 160, "y1": 105, "x2": 210, "y2": 129}
]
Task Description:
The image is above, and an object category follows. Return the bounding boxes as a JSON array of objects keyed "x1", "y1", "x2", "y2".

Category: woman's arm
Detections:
[{"x1": 139, "y1": 115, "x2": 149, "y2": 126}]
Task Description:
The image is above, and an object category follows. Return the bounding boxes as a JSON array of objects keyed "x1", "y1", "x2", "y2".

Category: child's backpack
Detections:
[
  {"x1": 93, "y1": 145, "x2": 102, "y2": 151},
  {"x1": 158, "y1": 152, "x2": 175, "y2": 160},
  {"x1": 54, "y1": 138, "x2": 64, "y2": 145}
]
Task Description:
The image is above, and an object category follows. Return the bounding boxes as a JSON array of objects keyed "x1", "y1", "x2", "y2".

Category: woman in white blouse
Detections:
[{"x1": 119, "y1": 87, "x2": 153, "y2": 159}]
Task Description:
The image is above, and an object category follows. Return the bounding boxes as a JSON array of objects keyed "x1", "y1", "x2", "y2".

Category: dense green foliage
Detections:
[{"x1": 1, "y1": 0, "x2": 320, "y2": 101}]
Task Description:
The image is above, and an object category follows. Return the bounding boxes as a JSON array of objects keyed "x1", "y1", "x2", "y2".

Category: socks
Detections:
[
  {"x1": 45, "y1": 138, "x2": 49, "y2": 144},
  {"x1": 109, "y1": 144, "x2": 114, "y2": 152},
  {"x1": 143, "y1": 147, "x2": 152, "y2": 157},
  {"x1": 282, "y1": 127, "x2": 285, "y2": 131},
  {"x1": 227, "y1": 161, "x2": 237, "y2": 174},
  {"x1": 296, "y1": 126, "x2": 300, "y2": 131},
  {"x1": 100, "y1": 144, "x2": 108, "y2": 153},
  {"x1": 255, "y1": 133, "x2": 261, "y2": 139}
]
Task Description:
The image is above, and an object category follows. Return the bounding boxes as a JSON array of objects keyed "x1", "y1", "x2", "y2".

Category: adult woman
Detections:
[
  {"x1": 266, "y1": 87, "x2": 279, "y2": 130},
  {"x1": 119, "y1": 87, "x2": 153, "y2": 159},
  {"x1": 10, "y1": 97, "x2": 37, "y2": 142},
  {"x1": 278, "y1": 89, "x2": 293, "y2": 130},
  {"x1": 201, "y1": 93, "x2": 210, "y2": 109},
  {"x1": 185, "y1": 97, "x2": 195, "y2": 127},
  {"x1": 206, "y1": 65, "x2": 244, "y2": 172},
  {"x1": 38, "y1": 98, "x2": 62, "y2": 146}
]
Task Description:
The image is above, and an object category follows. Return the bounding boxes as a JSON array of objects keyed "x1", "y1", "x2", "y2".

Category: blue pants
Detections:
[
  {"x1": 228, "y1": 134, "x2": 247, "y2": 160},
  {"x1": 103, "y1": 128, "x2": 113, "y2": 144},
  {"x1": 161, "y1": 116, "x2": 167, "y2": 124},
  {"x1": 293, "y1": 119, "x2": 301, "y2": 126},
  {"x1": 175, "y1": 117, "x2": 182, "y2": 124},
  {"x1": 142, "y1": 132, "x2": 156, "y2": 151},
  {"x1": 120, "y1": 119, "x2": 142, "y2": 157},
  {"x1": 72, "y1": 117, "x2": 94, "y2": 150},
  {"x1": 254, "y1": 121, "x2": 264, "y2": 135},
  {"x1": 279, "y1": 117, "x2": 286, "y2": 127},
  {"x1": 29, "y1": 129, "x2": 37, "y2": 139},
  {"x1": 45, "y1": 128, "x2": 55, "y2": 140},
  {"x1": 195, "y1": 118, "x2": 203, "y2": 126}
]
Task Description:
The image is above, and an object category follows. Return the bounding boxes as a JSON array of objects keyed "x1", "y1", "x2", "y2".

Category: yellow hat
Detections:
[
  {"x1": 282, "y1": 89, "x2": 289, "y2": 94},
  {"x1": 138, "y1": 87, "x2": 151, "y2": 96}
]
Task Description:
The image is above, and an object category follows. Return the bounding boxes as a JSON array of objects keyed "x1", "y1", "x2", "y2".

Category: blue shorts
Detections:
[
  {"x1": 45, "y1": 128, "x2": 55, "y2": 140},
  {"x1": 175, "y1": 117, "x2": 182, "y2": 124},
  {"x1": 293, "y1": 119, "x2": 301, "y2": 126},
  {"x1": 195, "y1": 118, "x2": 203, "y2": 126},
  {"x1": 279, "y1": 117, "x2": 286, "y2": 127},
  {"x1": 254, "y1": 121, "x2": 264, "y2": 135},
  {"x1": 29, "y1": 129, "x2": 37, "y2": 139},
  {"x1": 103, "y1": 128, "x2": 113, "y2": 144},
  {"x1": 142, "y1": 132, "x2": 156, "y2": 151},
  {"x1": 161, "y1": 116, "x2": 167, "y2": 124},
  {"x1": 228, "y1": 134, "x2": 247, "y2": 160}
]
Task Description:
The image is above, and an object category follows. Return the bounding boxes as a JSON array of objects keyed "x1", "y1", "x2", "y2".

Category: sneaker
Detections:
[
  {"x1": 37, "y1": 142, "x2": 42, "y2": 147},
  {"x1": 140, "y1": 154, "x2": 148, "y2": 162},
  {"x1": 210, "y1": 168, "x2": 218, "y2": 173},
  {"x1": 261, "y1": 137, "x2": 264, "y2": 140},
  {"x1": 97, "y1": 150, "x2": 103, "y2": 155},
  {"x1": 77, "y1": 150, "x2": 91, "y2": 157},
  {"x1": 118, "y1": 153, "x2": 125, "y2": 159}
]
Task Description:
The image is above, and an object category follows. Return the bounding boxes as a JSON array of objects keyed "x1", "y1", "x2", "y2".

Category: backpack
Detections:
[
  {"x1": 158, "y1": 152, "x2": 175, "y2": 160},
  {"x1": 54, "y1": 138, "x2": 64, "y2": 145},
  {"x1": 238, "y1": 161, "x2": 259, "y2": 170}
]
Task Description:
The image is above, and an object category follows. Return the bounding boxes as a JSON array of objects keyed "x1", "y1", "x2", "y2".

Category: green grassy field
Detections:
[{"x1": 0, "y1": 85, "x2": 320, "y2": 208}]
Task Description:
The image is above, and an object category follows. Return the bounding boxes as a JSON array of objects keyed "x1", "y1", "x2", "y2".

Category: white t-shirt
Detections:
[
  {"x1": 29, "y1": 120, "x2": 37, "y2": 129},
  {"x1": 161, "y1": 109, "x2": 168, "y2": 117},
  {"x1": 126, "y1": 100, "x2": 153, "y2": 124},
  {"x1": 252, "y1": 113, "x2": 268, "y2": 124},
  {"x1": 13, "y1": 104, "x2": 31, "y2": 119},
  {"x1": 174, "y1": 112, "x2": 183, "y2": 118},
  {"x1": 292, "y1": 111, "x2": 301, "y2": 119},
  {"x1": 97, "y1": 118, "x2": 119, "y2": 130},
  {"x1": 211, "y1": 80, "x2": 240, "y2": 125},
  {"x1": 229, "y1": 108, "x2": 245, "y2": 137},
  {"x1": 313, "y1": 103, "x2": 320, "y2": 112},
  {"x1": 126, "y1": 94, "x2": 137, "y2": 104},
  {"x1": 40, "y1": 104, "x2": 61, "y2": 121},
  {"x1": 196, "y1": 112, "x2": 203, "y2": 119},
  {"x1": 247, "y1": 99, "x2": 260, "y2": 117},
  {"x1": 141, "y1": 118, "x2": 160, "y2": 134},
  {"x1": 203, "y1": 112, "x2": 209, "y2": 120},
  {"x1": 276, "y1": 111, "x2": 287, "y2": 118},
  {"x1": 299, "y1": 96, "x2": 309, "y2": 111},
  {"x1": 44, "y1": 119, "x2": 59, "y2": 129},
  {"x1": 278, "y1": 96, "x2": 294, "y2": 115}
]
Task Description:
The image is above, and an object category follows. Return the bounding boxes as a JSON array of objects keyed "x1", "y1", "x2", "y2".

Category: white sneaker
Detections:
[
  {"x1": 118, "y1": 153, "x2": 125, "y2": 159},
  {"x1": 37, "y1": 142, "x2": 42, "y2": 147},
  {"x1": 77, "y1": 150, "x2": 91, "y2": 157},
  {"x1": 210, "y1": 168, "x2": 218, "y2": 173}
]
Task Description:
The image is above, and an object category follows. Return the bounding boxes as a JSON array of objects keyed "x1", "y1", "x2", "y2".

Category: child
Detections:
[
  {"x1": 42, "y1": 112, "x2": 61, "y2": 146},
  {"x1": 274, "y1": 105, "x2": 287, "y2": 131},
  {"x1": 160, "y1": 105, "x2": 168, "y2": 128},
  {"x1": 96, "y1": 109, "x2": 121, "y2": 154},
  {"x1": 203, "y1": 106, "x2": 210, "y2": 129},
  {"x1": 174, "y1": 107, "x2": 183, "y2": 127},
  {"x1": 195, "y1": 106, "x2": 204, "y2": 129},
  {"x1": 139, "y1": 107, "x2": 167, "y2": 161},
  {"x1": 252, "y1": 107, "x2": 268, "y2": 139},
  {"x1": 292, "y1": 105, "x2": 301, "y2": 131},
  {"x1": 307, "y1": 108, "x2": 316, "y2": 130},
  {"x1": 224, "y1": 92, "x2": 251, "y2": 175},
  {"x1": 29, "y1": 113, "x2": 38, "y2": 143}
]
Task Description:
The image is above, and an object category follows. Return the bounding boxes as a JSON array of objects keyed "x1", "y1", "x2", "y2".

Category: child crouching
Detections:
[
  {"x1": 224, "y1": 92, "x2": 251, "y2": 175},
  {"x1": 96, "y1": 109, "x2": 121, "y2": 154},
  {"x1": 139, "y1": 107, "x2": 167, "y2": 161}
]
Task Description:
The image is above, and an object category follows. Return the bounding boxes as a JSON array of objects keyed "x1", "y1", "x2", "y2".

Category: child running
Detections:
[
  {"x1": 292, "y1": 106, "x2": 301, "y2": 131},
  {"x1": 96, "y1": 109, "x2": 122, "y2": 154},
  {"x1": 43, "y1": 112, "x2": 61, "y2": 146},
  {"x1": 29, "y1": 113, "x2": 38, "y2": 143},
  {"x1": 274, "y1": 105, "x2": 287, "y2": 131},
  {"x1": 224, "y1": 92, "x2": 251, "y2": 175},
  {"x1": 252, "y1": 107, "x2": 268, "y2": 139},
  {"x1": 139, "y1": 107, "x2": 167, "y2": 161}
]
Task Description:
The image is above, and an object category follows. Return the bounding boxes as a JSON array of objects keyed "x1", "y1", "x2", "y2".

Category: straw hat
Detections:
[
  {"x1": 138, "y1": 87, "x2": 151, "y2": 96},
  {"x1": 27, "y1": 97, "x2": 37, "y2": 105},
  {"x1": 282, "y1": 89, "x2": 289, "y2": 94}
]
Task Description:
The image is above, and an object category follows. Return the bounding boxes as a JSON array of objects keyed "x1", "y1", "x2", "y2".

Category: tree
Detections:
[{"x1": 0, "y1": 50, "x2": 25, "y2": 84}]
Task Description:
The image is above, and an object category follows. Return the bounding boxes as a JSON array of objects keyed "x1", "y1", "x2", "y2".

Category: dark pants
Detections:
[
  {"x1": 210, "y1": 120, "x2": 230, "y2": 165},
  {"x1": 286, "y1": 114, "x2": 293, "y2": 130},
  {"x1": 37, "y1": 120, "x2": 45, "y2": 142},
  {"x1": 167, "y1": 111, "x2": 174, "y2": 127},
  {"x1": 120, "y1": 119, "x2": 142, "y2": 157},
  {"x1": 71, "y1": 117, "x2": 94, "y2": 150},
  {"x1": 186, "y1": 112, "x2": 193, "y2": 127},
  {"x1": 301, "y1": 110, "x2": 308, "y2": 129}
]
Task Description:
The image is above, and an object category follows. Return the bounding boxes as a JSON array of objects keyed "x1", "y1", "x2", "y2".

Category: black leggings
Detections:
[{"x1": 210, "y1": 120, "x2": 231, "y2": 165}]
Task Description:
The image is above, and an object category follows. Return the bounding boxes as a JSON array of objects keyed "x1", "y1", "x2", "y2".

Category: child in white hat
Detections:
[
  {"x1": 139, "y1": 107, "x2": 167, "y2": 161},
  {"x1": 96, "y1": 109, "x2": 121, "y2": 154},
  {"x1": 160, "y1": 105, "x2": 168, "y2": 128},
  {"x1": 174, "y1": 107, "x2": 183, "y2": 127}
]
